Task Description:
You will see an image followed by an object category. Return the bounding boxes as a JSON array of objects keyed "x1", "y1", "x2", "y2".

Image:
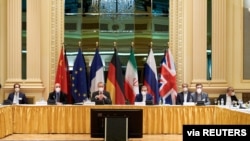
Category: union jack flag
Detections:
[{"x1": 159, "y1": 49, "x2": 177, "y2": 104}]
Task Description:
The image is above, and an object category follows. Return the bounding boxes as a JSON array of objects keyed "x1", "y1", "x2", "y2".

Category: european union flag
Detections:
[{"x1": 71, "y1": 48, "x2": 88, "y2": 103}]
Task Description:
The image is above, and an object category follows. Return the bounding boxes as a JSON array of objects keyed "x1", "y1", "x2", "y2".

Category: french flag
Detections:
[
  {"x1": 143, "y1": 48, "x2": 160, "y2": 104},
  {"x1": 89, "y1": 48, "x2": 104, "y2": 96},
  {"x1": 159, "y1": 49, "x2": 177, "y2": 104}
]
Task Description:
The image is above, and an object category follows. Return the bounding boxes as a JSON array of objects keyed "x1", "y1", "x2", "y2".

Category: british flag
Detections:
[{"x1": 159, "y1": 49, "x2": 177, "y2": 104}]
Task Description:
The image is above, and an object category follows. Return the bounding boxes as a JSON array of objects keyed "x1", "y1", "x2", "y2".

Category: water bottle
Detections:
[
  {"x1": 221, "y1": 98, "x2": 224, "y2": 105},
  {"x1": 238, "y1": 99, "x2": 243, "y2": 108},
  {"x1": 159, "y1": 98, "x2": 163, "y2": 105}
]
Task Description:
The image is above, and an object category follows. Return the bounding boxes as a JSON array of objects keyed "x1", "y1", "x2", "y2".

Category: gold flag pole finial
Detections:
[
  {"x1": 131, "y1": 42, "x2": 134, "y2": 48},
  {"x1": 61, "y1": 43, "x2": 65, "y2": 49},
  {"x1": 78, "y1": 41, "x2": 81, "y2": 47},
  {"x1": 166, "y1": 42, "x2": 170, "y2": 49},
  {"x1": 96, "y1": 42, "x2": 99, "y2": 48},
  {"x1": 149, "y1": 42, "x2": 153, "y2": 48},
  {"x1": 113, "y1": 42, "x2": 117, "y2": 49}
]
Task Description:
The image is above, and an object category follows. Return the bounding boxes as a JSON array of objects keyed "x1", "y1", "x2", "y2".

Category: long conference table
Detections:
[{"x1": 0, "y1": 105, "x2": 250, "y2": 139}]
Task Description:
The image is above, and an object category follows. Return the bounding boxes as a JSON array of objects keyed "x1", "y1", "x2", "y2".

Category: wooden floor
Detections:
[{"x1": 1, "y1": 134, "x2": 182, "y2": 141}]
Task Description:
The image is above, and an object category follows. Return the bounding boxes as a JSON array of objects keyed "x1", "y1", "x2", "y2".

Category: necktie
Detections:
[{"x1": 56, "y1": 93, "x2": 60, "y2": 102}]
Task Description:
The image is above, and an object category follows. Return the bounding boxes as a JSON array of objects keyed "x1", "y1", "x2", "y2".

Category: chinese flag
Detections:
[{"x1": 55, "y1": 47, "x2": 69, "y2": 96}]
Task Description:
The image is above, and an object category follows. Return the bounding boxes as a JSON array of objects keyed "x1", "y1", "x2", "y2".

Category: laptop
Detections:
[
  {"x1": 95, "y1": 100, "x2": 105, "y2": 105},
  {"x1": 145, "y1": 100, "x2": 154, "y2": 105},
  {"x1": 196, "y1": 101, "x2": 205, "y2": 106},
  {"x1": 3, "y1": 100, "x2": 12, "y2": 105}
]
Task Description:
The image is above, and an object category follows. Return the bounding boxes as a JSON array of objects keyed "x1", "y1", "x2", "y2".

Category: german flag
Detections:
[{"x1": 106, "y1": 48, "x2": 126, "y2": 104}]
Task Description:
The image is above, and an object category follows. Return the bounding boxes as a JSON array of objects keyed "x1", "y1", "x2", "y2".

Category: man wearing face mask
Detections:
[
  {"x1": 134, "y1": 85, "x2": 153, "y2": 104},
  {"x1": 176, "y1": 83, "x2": 193, "y2": 105},
  {"x1": 91, "y1": 82, "x2": 112, "y2": 104},
  {"x1": 191, "y1": 83, "x2": 211, "y2": 105},
  {"x1": 217, "y1": 87, "x2": 238, "y2": 106},
  {"x1": 7, "y1": 83, "x2": 27, "y2": 104},
  {"x1": 47, "y1": 83, "x2": 67, "y2": 105}
]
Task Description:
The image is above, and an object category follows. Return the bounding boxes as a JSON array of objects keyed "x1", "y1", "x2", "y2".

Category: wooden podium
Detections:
[{"x1": 105, "y1": 117, "x2": 128, "y2": 141}]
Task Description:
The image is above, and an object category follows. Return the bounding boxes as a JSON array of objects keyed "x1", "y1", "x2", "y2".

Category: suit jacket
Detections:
[
  {"x1": 91, "y1": 91, "x2": 112, "y2": 104},
  {"x1": 135, "y1": 93, "x2": 153, "y2": 103},
  {"x1": 176, "y1": 91, "x2": 193, "y2": 105},
  {"x1": 47, "y1": 91, "x2": 67, "y2": 104},
  {"x1": 7, "y1": 92, "x2": 27, "y2": 104},
  {"x1": 218, "y1": 94, "x2": 238, "y2": 105},
  {"x1": 191, "y1": 92, "x2": 211, "y2": 105}
]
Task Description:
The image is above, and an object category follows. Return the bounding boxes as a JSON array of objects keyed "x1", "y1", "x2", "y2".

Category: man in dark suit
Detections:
[
  {"x1": 7, "y1": 83, "x2": 27, "y2": 104},
  {"x1": 218, "y1": 87, "x2": 238, "y2": 105},
  {"x1": 176, "y1": 83, "x2": 193, "y2": 105},
  {"x1": 91, "y1": 82, "x2": 112, "y2": 104},
  {"x1": 191, "y1": 83, "x2": 211, "y2": 105},
  {"x1": 47, "y1": 83, "x2": 67, "y2": 105},
  {"x1": 135, "y1": 85, "x2": 154, "y2": 104}
]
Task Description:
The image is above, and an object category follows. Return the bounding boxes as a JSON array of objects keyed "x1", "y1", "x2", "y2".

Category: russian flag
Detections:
[
  {"x1": 89, "y1": 48, "x2": 104, "y2": 96},
  {"x1": 159, "y1": 49, "x2": 177, "y2": 104},
  {"x1": 143, "y1": 48, "x2": 160, "y2": 104}
]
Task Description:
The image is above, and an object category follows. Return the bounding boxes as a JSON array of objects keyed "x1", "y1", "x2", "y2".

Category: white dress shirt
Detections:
[
  {"x1": 142, "y1": 94, "x2": 146, "y2": 102},
  {"x1": 183, "y1": 92, "x2": 188, "y2": 102},
  {"x1": 226, "y1": 94, "x2": 232, "y2": 106},
  {"x1": 13, "y1": 93, "x2": 19, "y2": 104}
]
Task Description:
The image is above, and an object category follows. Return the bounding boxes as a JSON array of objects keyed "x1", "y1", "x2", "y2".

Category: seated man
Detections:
[
  {"x1": 191, "y1": 83, "x2": 210, "y2": 105},
  {"x1": 7, "y1": 83, "x2": 27, "y2": 104},
  {"x1": 176, "y1": 83, "x2": 193, "y2": 105},
  {"x1": 47, "y1": 83, "x2": 67, "y2": 105},
  {"x1": 135, "y1": 85, "x2": 153, "y2": 104},
  {"x1": 91, "y1": 82, "x2": 112, "y2": 104},
  {"x1": 218, "y1": 87, "x2": 238, "y2": 106}
]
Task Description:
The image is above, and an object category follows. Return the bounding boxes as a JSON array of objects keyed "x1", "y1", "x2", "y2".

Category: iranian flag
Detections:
[{"x1": 124, "y1": 46, "x2": 139, "y2": 104}]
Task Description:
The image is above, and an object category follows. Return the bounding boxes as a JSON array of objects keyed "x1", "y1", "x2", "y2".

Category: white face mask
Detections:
[
  {"x1": 141, "y1": 91, "x2": 147, "y2": 95},
  {"x1": 196, "y1": 88, "x2": 202, "y2": 94},
  {"x1": 55, "y1": 87, "x2": 61, "y2": 93},
  {"x1": 98, "y1": 87, "x2": 104, "y2": 92},
  {"x1": 15, "y1": 88, "x2": 20, "y2": 92},
  {"x1": 183, "y1": 87, "x2": 188, "y2": 92}
]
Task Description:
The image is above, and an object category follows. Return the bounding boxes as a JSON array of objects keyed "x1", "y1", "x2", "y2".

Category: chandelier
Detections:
[{"x1": 90, "y1": 0, "x2": 135, "y2": 20}]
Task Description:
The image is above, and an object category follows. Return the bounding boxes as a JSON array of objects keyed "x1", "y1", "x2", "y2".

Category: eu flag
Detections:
[{"x1": 71, "y1": 48, "x2": 88, "y2": 103}]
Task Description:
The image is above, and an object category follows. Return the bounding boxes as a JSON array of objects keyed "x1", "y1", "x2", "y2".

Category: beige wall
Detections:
[{"x1": 0, "y1": 0, "x2": 249, "y2": 103}]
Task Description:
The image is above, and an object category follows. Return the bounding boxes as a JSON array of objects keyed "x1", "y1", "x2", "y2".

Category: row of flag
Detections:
[{"x1": 55, "y1": 46, "x2": 177, "y2": 105}]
